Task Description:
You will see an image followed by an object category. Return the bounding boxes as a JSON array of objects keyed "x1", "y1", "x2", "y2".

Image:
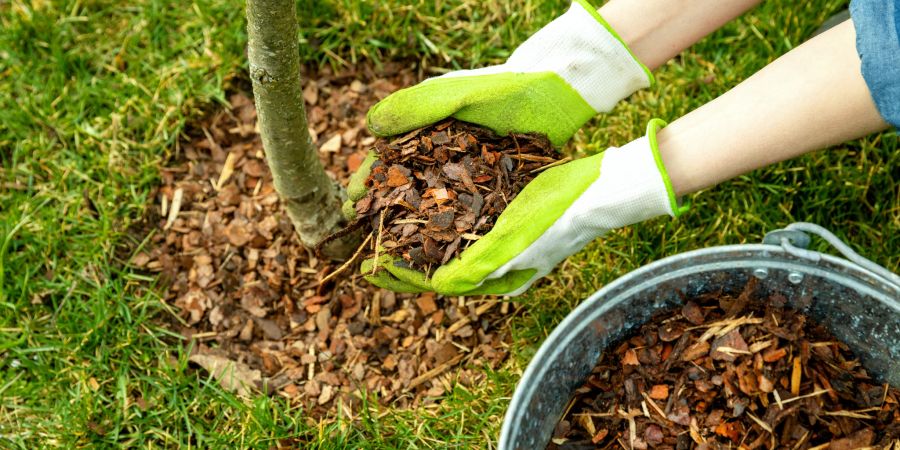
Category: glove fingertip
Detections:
[
  {"x1": 366, "y1": 99, "x2": 402, "y2": 137},
  {"x1": 341, "y1": 200, "x2": 356, "y2": 220},
  {"x1": 347, "y1": 184, "x2": 367, "y2": 202},
  {"x1": 366, "y1": 85, "x2": 453, "y2": 138}
]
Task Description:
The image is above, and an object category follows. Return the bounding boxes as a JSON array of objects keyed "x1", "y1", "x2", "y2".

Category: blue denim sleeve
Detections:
[{"x1": 850, "y1": 0, "x2": 900, "y2": 129}]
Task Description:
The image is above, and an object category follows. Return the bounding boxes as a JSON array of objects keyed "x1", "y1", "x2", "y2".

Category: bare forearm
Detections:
[
  {"x1": 600, "y1": 0, "x2": 763, "y2": 70},
  {"x1": 658, "y1": 20, "x2": 889, "y2": 197}
]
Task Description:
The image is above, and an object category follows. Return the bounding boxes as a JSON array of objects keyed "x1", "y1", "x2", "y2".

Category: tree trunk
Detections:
[{"x1": 245, "y1": 0, "x2": 351, "y2": 256}]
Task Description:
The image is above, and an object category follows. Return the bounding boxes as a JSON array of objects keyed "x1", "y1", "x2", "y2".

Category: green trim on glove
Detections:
[
  {"x1": 363, "y1": 256, "x2": 537, "y2": 296},
  {"x1": 348, "y1": 150, "x2": 377, "y2": 202},
  {"x1": 361, "y1": 256, "x2": 427, "y2": 293},
  {"x1": 453, "y1": 267, "x2": 537, "y2": 296},
  {"x1": 343, "y1": 150, "x2": 378, "y2": 220},
  {"x1": 429, "y1": 153, "x2": 604, "y2": 294},
  {"x1": 361, "y1": 252, "x2": 508, "y2": 294},
  {"x1": 646, "y1": 118, "x2": 689, "y2": 217},
  {"x1": 378, "y1": 254, "x2": 434, "y2": 291},
  {"x1": 342, "y1": 199, "x2": 356, "y2": 220},
  {"x1": 367, "y1": 72, "x2": 595, "y2": 147},
  {"x1": 573, "y1": 0, "x2": 655, "y2": 89}
]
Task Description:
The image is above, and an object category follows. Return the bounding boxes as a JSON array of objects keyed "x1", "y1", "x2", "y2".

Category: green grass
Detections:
[{"x1": 1, "y1": 0, "x2": 897, "y2": 448}]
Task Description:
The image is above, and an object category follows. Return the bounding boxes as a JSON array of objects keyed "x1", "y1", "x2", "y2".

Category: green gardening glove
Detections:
[
  {"x1": 359, "y1": 254, "x2": 431, "y2": 293},
  {"x1": 347, "y1": 0, "x2": 653, "y2": 218},
  {"x1": 363, "y1": 120, "x2": 688, "y2": 296},
  {"x1": 342, "y1": 151, "x2": 378, "y2": 220},
  {"x1": 352, "y1": 0, "x2": 663, "y2": 295},
  {"x1": 367, "y1": 0, "x2": 653, "y2": 147}
]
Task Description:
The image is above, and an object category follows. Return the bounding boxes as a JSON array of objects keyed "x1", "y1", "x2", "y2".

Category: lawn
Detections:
[{"x1": 1, "y1": 0, "x2": 897, "y2": 448}]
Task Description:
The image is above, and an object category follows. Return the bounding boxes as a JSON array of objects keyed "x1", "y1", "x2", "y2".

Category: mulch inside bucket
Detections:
[{"x1": 548, "y1": 279, "x2": 900, "y2": 449}]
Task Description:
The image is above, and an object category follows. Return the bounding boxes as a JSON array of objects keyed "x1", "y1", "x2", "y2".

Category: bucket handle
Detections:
[{"x1": 763, "y1": 222, "x2": 900, "y2": 290}]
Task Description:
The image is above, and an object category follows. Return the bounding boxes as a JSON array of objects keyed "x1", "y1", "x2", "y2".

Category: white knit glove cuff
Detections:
[
  {"x1": 486, "y1": 120, "x2": 683, "y2": 296},
  {"x1": 441, "y1": 0, "x2": 654, "y2": 113}
]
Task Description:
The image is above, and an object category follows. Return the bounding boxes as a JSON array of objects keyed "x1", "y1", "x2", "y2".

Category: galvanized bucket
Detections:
[{"x1": 499, "y1": 223, "x2": 900, "y2": 450}]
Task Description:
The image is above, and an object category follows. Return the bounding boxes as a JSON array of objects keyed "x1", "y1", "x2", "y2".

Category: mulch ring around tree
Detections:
[{"x1": 130, "y1": 62, "x2": 519, "y2": 416}]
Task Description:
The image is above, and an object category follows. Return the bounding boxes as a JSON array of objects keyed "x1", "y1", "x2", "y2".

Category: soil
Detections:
[
  {"x1": 548, "y1": 280, "x2": 900, "y2": 449},
  {"x1": 132, "y1": 62, "x2": 515, "y2": 415},
  {"x1": 347, "y1": 119, "x2": 558, "y2": 273}
]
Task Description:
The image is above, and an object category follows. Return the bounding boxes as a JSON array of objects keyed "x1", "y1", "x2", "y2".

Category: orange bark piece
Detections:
[
  {"x1": 660, "y1": 343, "x2": 673, "y2": 362},
  {"x1": 681, "y1": 340, "x2": 710, "y2": 362},
  {"x1": 715, "y1": 421, "x2": 742, "y2": 443},
  {"x1": 762, "y1": 347, "x2": 787, "y2": 363},
  {"x1": 591, "y1": 429, "x2": 609, "y2": 444},
  {"x1": 622, "y1": 349, "x2": 640, "y2": 366},
  {"x1": 816, "y1": 372, "x2": 839, "y2": 402},
  {"x1": 791, "y1": 356, "x2": 802, "y2": 395},
  {"x1": 649, "y1": 384, "x2": 669, "y2": 400},
  {"x1": 386, "y1": 166, "x2": 410, "y2": 187},
  {"x1": 346, "y1": 150, "x2": 368, "y2": 172},
  {"x1": 415, "y1": 293, "x2": 437, "y2": 315}
]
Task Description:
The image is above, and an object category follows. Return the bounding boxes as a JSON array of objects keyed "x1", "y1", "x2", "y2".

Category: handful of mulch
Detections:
[
  {"x1": 350, "y1": 119, "x2": 559, "y2": 273},
  {"x1": 549, "y1": 281, "x2": 900, "y2": 449}
]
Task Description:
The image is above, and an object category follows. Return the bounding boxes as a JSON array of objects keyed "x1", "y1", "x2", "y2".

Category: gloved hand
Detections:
[
  {"x1": 359, "y1": 120, "x2": 688, "y2": 296},
  {"x1": 367, "y1": 0, "x2": 653, "y2": 147},
  {"x1": 344, "y1": 0, "x2": 654, "y2": 219}
]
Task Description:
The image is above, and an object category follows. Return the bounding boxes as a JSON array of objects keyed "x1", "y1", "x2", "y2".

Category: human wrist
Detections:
[
  {"x1": 598, "y1": 0, "x2": 671, "y2": 70},
  {"x1": 599, "y1": 0, "x2": 764, "y2": 71},
  {"x1": 655, "y1": 116, "x2": 726, "y2": 197},
  {"x1": 571, "y1": 0, "x2": 654, "y2": 88}
]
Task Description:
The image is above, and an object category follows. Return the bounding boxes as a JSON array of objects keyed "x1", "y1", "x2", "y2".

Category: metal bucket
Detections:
[{"x1": 499, "y1": 223, "x2": 900, "y2": 450}]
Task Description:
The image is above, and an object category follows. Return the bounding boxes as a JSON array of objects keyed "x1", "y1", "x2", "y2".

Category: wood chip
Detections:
[
  {"x1": 320, "y1": 134, "x2": 342, "y2": 153},
  {"x1": 216, "y1": 152, "x2": 238, "y2": 190},
  {"x1": 189, "y1": 353, "x2": 261, "y2": 396},
  {"x1": 163, "y1": 188, "x2": 183, "y2": 230}
]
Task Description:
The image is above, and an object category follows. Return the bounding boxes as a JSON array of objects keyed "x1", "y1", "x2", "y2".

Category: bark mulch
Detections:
[
  {"x1": 549, "y1": 280, "x2": 900, "y2": 449},
  {"x1": 132, "y1": 63, "x2": 515, "y2": 416},
  {"x1": 347, "y1": 119, "x2": 559, "y2": 273}
]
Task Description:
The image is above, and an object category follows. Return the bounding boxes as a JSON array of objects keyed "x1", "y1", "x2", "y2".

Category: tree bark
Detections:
[{"x1": 245, "y1": 0, "x2": 350, "y2": 255}]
